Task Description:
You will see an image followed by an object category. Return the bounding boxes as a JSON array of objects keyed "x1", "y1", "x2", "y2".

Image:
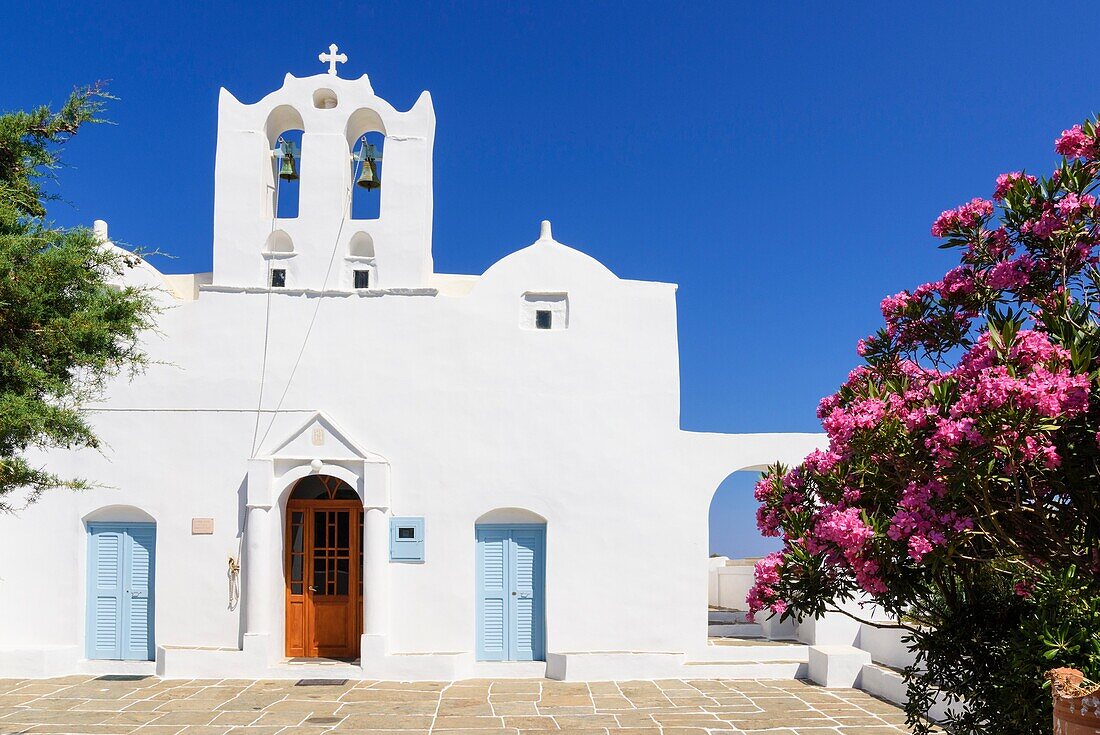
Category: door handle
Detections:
[{"x1": 309, "y1": 586, "x2": 318, "y2": 592}]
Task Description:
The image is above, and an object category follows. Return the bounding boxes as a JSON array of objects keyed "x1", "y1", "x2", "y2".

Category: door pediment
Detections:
[{"x1": 267, "y1": 412, "x2": 381, "y2": 462}]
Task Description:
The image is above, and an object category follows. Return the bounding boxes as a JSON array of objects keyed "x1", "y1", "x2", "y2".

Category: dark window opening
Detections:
[
  {"x1": 535, "y1": 310, "x2": 552, "y2": 330},
  {"x1": 270, "y1": 269, "x2": 286, "y2": 288},
  {"x1": 397, "y1": 526, "x2": 416, "y2": 539},
  {"x1": 354, "y1": 270, "x2": 370, "y2": 289}
]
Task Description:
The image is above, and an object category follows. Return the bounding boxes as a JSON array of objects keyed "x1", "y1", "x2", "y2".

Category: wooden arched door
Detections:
[{"x1": 285, "y1": 475, "x2": 363, "y2": 659}]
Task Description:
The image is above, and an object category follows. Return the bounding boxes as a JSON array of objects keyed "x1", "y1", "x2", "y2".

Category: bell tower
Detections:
[{"x1": 211, "y1": 46, "x2": 435, "y2": 290}]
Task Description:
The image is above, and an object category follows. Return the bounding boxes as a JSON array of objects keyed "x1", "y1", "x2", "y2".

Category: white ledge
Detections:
[
  {"x1": 198, "y1": 285, "x2": 438, "y2": 297},
  {"x1": 260, "y1": 251, "x2": 297, "y2": 260}
]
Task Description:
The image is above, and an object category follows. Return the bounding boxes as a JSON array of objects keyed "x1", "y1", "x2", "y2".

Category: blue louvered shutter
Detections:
[
  {"x1": 509, "y1": 528, "x2": 544, "y2": 661},
  {"x1": 476, "y1": 527, "x2": 509, "y2": 661},
  {"x1": 87, "y1": 526, "x2": 125, "y2": 659},
  {"x1": 123, "y1": 525, "x2": 156, "y2": 660}
]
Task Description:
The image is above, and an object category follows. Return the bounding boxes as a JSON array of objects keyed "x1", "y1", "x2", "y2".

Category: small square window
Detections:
[
  {"x1": 397, "y1": 526, "x2": 415, "y2": 539},
  {"x1": 535, "y1": 310, "x2": 552, "y2": 330},
  {"x1": 354, "y1": 269, "x2": 370, "y2": 289},
  {"x1": 270, "y1": 269, "x2": 286, "y2": 288}
]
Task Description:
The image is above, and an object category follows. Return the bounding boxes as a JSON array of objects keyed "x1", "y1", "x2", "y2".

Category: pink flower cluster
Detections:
[
  {"x1": 1025, "y1": 208, "x2": 1065, "y2": 239},
  {"x1": 985, "y1": 256, "x2": 1033, "y2": 291},
  {"x1": 931, "y1": 198, "x2": 994, "y2": 237},
  {"x1": 807, "y1": 506, "x2": 888, "y2": 594},
  {"x1": 993, "y1": 171, "x2": 1036, "y2": 201},
  {"x1": 886, "y1": 480, "x2": 973, "y2": 562},
  {"x1": 1057, "y1": 192, "x2": 1096, "y2": 218},
  {"x1": 1055, "y1": 124, "x2": 1098, "y2": 160},
  {"x1": 745, "y1": 552, "x2": 787, "y2": 622}
]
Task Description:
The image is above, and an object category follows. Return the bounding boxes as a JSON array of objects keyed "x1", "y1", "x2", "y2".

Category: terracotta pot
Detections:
[{"x1": 1049, "y1": 668, "x2": 1100, "y2": 735}]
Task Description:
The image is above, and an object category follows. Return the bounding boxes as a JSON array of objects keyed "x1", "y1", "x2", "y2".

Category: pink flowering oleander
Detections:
[
  {"x1": 1055, "y1": 124, "x2": 1097, "y2": 160},
  {"x1": 1028, "y1": 208, "x2": 1064, "y2": 239},
  {"x1": 931, "y1": 198, "x2": 994, "y2": 237},
  {"x1": 1057, "y1": 191, "x2": 1096, "y2": 217},
  {"x1": 747, "y1": 117, "x2": 1100, "y2": 630},
  {"x1": 745, "y1": 552, "x2": 786, "y2": 622},
  {"x1": 985, "y1": 227, "x2": 1013, "y2": 258},
  {"x1": 985, "y1": 256, "x2": 1032, "y2": 291},
  {"x1": 993, "y1": 171, "x2": 1036, "y2": 201},
  {"x1": 749, "y1": 326, "x2": 1092, "y2": 618}
]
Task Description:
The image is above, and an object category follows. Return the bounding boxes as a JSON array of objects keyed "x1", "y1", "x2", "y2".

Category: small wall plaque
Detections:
[
  {"x1": 191, "y1": 518, "x2": 214, "y2": 535},
  {"x1": 311, "y1": 426, "x2": 325, "y2": 446}
]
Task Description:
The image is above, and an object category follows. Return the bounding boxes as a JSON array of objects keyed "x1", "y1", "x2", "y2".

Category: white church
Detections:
[{"x1": 0, "y1": 49, "x2": 825, "y2": 681}]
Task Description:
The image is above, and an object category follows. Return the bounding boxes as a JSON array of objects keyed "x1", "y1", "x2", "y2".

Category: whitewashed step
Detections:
[
  {"x1": 682, "y1": 659, "x2": 808, "y2": 679},
  {"x1": 708, "y1": 623, "x2": 763, "y2": 637},
  {"x1": 708, "y1": 610, "x2": 751, "y2": 624},
  {"x1": 859, "y1": 662, "x2": 907, "y2": 705},
  {"x1": 698, "y1": 642, "x2": 810, "y2": 663}
]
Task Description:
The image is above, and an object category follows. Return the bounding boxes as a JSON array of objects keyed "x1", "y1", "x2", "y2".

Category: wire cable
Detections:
[
  {"x1": 254, "y1": 137, "x2": 367, "y2": 452},
  {"x1": 248, "y1": 136, "x2": 285, "y2": 458}
]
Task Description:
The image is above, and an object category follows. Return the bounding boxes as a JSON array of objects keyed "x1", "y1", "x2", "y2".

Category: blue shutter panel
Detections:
[
  {"x1": 509, "y1": 528, "x2": 544, "y2": 661},
  {"x1": 476, "y1": 528, "x2": 509, "y2": 661},
  {"x1": 123, "y1": 526, "x2": 156, "y2": 660},
  {"x1": 87, "y1": 527, "x2": 124, "y2": 659}
]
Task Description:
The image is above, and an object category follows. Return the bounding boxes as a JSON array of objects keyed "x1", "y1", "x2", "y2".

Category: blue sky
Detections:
[{"x1": 3, "y1": 2, "x2": 1097, "y2": 557}]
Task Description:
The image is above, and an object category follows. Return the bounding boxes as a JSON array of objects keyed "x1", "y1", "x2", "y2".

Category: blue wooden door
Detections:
[
  {"x1": 476, "y1": 525, "x2": 544, "y2": 661},
  {"x1": 87, "y1": 523, "x2": 156, "y2": 660}
]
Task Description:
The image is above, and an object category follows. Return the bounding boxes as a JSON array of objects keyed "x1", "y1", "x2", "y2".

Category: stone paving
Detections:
[{"x1": 0, "y1": 676, "x2": 927, "y2": 735}]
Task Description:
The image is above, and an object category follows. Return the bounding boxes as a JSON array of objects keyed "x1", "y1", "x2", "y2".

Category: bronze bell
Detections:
[
  {"x1": 354, "y1": 140, "x2": 381, "y2": 190},
  {"x1": 276, "y1": 139, "x2": 299, "y2": 181},
  {"x1": 356, "y1": 159, "x2": 380, "y2": 190}
]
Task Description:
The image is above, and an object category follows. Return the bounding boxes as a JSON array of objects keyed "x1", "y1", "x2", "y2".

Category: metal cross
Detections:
[{"x1": 319, "y1": 44, "x2": 348, "y2": 76}]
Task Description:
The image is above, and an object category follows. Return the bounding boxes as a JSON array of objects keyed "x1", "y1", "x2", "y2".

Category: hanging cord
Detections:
[
  {"x1": 254, "y1": 138, "x2": 366, "y2": 452},
  {"x1": 227, "y1": 555, "x2": 241, "y2": 610},
  {"x1": 249, "y1": 136, "x2": 285, "y2": 459}
]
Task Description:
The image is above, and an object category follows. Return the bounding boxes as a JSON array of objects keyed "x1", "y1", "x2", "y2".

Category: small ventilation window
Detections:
[
  {"x1": 270, "y1": 269, "x2": 286, "y2": 288},
  {"x1": 522, "y1": 292, "x2": 568, "y2": 330},
  {"x1": 354, "y1": 270, "x2": 371, "y2": 289}
]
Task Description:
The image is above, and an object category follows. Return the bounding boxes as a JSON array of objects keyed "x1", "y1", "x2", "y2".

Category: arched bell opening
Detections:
[
  {"x1": 284, "y1": 474, "x2": 363, "y2": 660},
  {"x1": 350, "y1": 131, "x2": 384, "y2": 220},
  {"x1": 346, "y1": 108, "x2": 387, "y2": 222},
  {"x1": 264, "y1": 106, "x2": 305, "y2": 221},
  {"x1": 271, "y1": 129, "x2": 303, "y2": 219}
]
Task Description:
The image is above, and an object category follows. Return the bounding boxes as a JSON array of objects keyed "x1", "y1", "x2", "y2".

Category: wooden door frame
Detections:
[{"x1": 285, "y1": 499, "x2": 363, "y2": 659}]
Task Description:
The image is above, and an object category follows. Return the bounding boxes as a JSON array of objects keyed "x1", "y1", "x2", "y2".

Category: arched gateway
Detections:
[{"x1": 284, "y1": 475, "x2": 364, "y2": 659}]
